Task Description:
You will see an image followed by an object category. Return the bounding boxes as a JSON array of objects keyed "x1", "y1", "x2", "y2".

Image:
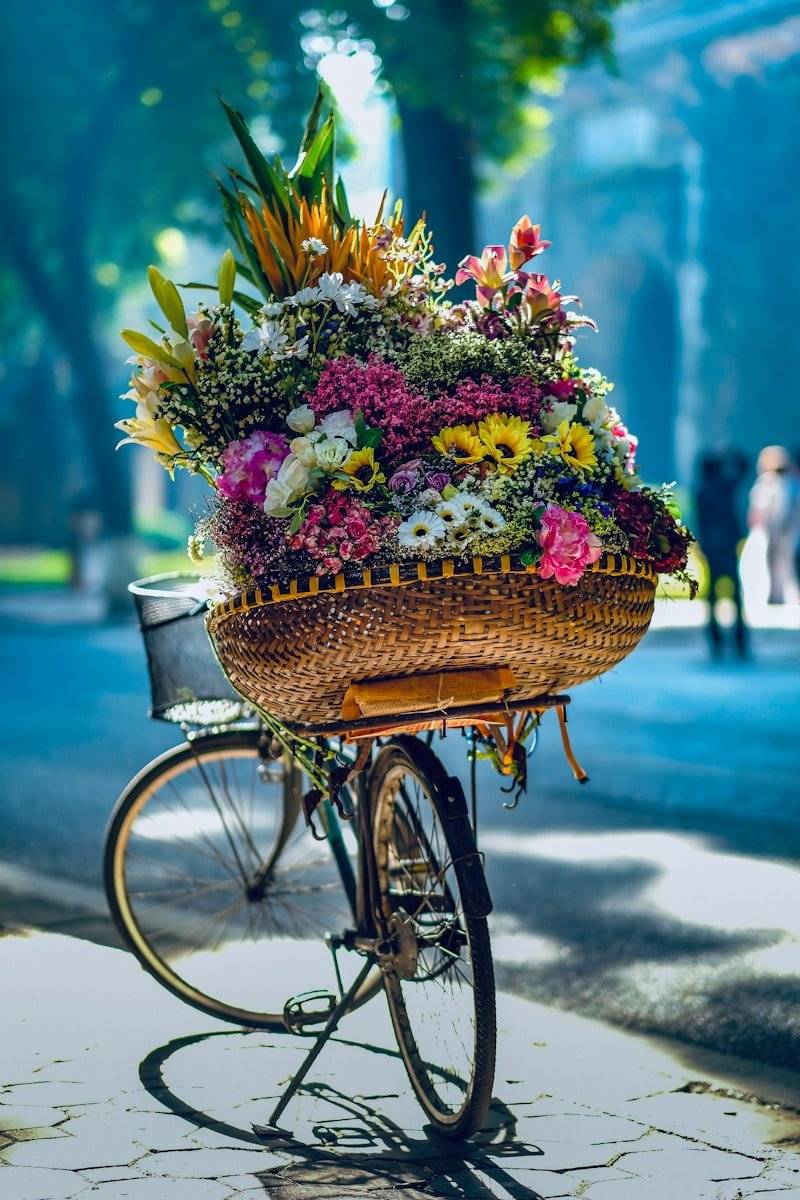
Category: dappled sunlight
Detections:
[{"x1": 481, "y1": 828, "x2": 800, "y2": 938}]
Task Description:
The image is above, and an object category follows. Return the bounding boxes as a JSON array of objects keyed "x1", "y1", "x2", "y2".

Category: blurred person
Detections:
[
  {"x1": 695, "y1": 450, "x2": 749, "y2": 658},
  {"x1": 748, "y1": 445, "x2": 800, "y2": 605},
  {"x1": 67, "y1": 492, "x2": 102, "y2": 592}
]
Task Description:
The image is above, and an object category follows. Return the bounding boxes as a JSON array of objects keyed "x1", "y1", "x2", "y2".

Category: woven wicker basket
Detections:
[
  {"x1": 206, "y1": 553, "x2": 656, "y2": 729},
  {"x1": 207, "y1": 553, "x2": 656, "y2": 728}
]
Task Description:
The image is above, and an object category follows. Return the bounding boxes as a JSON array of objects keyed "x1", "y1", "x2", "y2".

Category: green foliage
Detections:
[
  {"x1": 148, "y1": 266, "x2": 187, "y2": 337},
  {"x1": 304, "y1": 0, "x2": 620, "y2": 171},
  {"x1": 399, "y1": 330, "x2": 552, "y2": 394},
  {"x1": 217, "y1": 250, "x2": 236, "y2": 307}
]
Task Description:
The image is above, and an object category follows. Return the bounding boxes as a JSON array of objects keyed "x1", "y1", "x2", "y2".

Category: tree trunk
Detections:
[{"x1": 396, "y1": 97, "x2": 477, "y2": 278}]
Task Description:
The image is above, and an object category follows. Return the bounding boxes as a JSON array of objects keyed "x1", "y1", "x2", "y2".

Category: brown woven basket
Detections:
[{"x1": 206, "y1": 552, "x2": 656, "y2": 729}]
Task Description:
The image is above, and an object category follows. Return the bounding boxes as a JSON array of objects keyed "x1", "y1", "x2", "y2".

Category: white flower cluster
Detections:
[
  {"x1": 241, "y1": 271, "x2": 382, "y2": 362},
  {"x1": 301, "y1": 236, "x2": 328, "y2": 257},
  {"x1": 397, "y1": 492, "x2": 505, "y2": 554},
  {"x1": 263, "y1": 405, "x2": 358, "y2": 516}
]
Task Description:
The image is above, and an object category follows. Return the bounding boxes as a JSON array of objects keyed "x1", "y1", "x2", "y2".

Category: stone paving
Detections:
[{"x1": 1, "y1": 930, "x2": 799, "y2": 1199}]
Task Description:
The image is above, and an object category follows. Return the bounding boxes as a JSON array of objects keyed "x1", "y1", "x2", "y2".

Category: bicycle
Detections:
[{"x1": 105, "y1": 573, "x2": 585, "y2": 1139}]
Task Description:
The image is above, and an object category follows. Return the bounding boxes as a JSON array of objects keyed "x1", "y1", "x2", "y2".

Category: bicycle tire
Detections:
[
  {"x1": 104, "y1": 729, "x2": 381, "y2": 1028},
  {"x1": 370, "y1": 735, "x2": 496, "y2": 1138}
]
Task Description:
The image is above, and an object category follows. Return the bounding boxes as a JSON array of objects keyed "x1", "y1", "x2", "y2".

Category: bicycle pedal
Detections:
[{"x1": 282, "y1": 989, "x2": 337, "y2": 1035}]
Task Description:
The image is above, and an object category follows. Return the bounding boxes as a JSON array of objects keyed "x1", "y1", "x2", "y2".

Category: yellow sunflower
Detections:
[
  {"x1": 541, "y1": 420, "x2": 597, "y2": 473},
  {"x1": 431, "y1": 424, "x2": 486, "y2": 464},
  {"x1": 477, "y1": 413, "x2": 535, "y2": 473},
  {"x1": 333, "y1": 446, "x2": 385, "y2": 493}
]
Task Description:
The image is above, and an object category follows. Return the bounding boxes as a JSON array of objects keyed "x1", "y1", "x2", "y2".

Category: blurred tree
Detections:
[
  {"x1": 0, "y1": 0, "x2": 316, "y2": 538},
  {"x1": 303, "y1": 0, "x2": 619, "y2": 272}
]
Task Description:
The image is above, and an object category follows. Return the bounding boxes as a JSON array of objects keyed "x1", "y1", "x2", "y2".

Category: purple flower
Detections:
[
  {"x1": 425, "y1": 470, "x2": 450, "y2": 492},
  {"x1": 388, "y1": 459, "x2": 423, "y2": 493},
  {"x1": 217, "y1": 431, "x2": 289, "y2": 505}
]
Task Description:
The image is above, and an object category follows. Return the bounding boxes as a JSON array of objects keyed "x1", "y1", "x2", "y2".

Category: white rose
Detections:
[
  {"x1": 318, "y1": 409, "x2": 357, "y2": 445},
  {"x1": 313, "y1": 437, "x2": 350, "y2": 471},
  {"x1": 286, "y1": 404, "x2": 315, "y2": 434},
  {"x1": 582, "y1": 395, "x2": 609, "y2": 427},
  {"x1": 263, "y1": 455, "x2": 310, "y2": 517},
  {"x1": 541, "y1": 401, "x2": 578, "y2": 433},
  {"x1": 290, "y1": 436, "x2": 318, "y2": 468}
]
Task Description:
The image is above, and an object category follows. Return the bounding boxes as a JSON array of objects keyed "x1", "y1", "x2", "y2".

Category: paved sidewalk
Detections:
[{"x1": 1, "y1": 931, "x2": 798, "y2": 1199}]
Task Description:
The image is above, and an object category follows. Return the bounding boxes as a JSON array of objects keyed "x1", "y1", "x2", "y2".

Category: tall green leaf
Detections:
[
  {"x1": 121, "y1": 329, "x2": 183, "y2": 369},
  {"x1": 148, "y1": 266, "x2": 188, "y2": 337},
  {"x1": 217, "y1": 249, "x2": 236, "y2": 306}
]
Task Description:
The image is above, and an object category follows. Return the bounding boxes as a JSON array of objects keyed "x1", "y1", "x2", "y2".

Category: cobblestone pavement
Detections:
[{"x1": 1, "y1": 931, "x2": 798, "y2": 1199}]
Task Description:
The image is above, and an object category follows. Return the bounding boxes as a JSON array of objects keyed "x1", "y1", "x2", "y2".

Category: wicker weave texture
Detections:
[{"x1": 207, "y1": 556, "x2": 656, "y2": 726}]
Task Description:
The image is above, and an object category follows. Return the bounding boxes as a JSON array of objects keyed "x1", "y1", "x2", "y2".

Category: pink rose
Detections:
[
  {"x1": 537, "y1": 504, "x2": 603, "y2": 586},
  {"x1": 353, "y1": 535, "x2": 376, "y2": 558},
  {"x1": 344, "y1": 515, "x2": 368, "y2": 539}
]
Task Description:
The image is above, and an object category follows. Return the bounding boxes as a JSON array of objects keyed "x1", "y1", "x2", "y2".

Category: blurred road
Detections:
[{"x1": 1, "y1": 616, "x2": 799, "y2": 1098}]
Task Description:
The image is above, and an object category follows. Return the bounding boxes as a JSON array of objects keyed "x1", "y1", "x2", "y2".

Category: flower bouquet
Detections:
[{"x1": 118, "y1": 93, "x2": 691, "y2": 737}]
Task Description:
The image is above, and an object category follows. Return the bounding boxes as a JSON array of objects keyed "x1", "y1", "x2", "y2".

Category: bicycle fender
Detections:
[{"x1": 443, "y1": 775, "x2": 493, "y2": 919}]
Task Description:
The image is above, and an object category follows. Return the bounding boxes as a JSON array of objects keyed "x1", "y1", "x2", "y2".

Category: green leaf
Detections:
[
  {"x1": 288, "y1": 507, "x2": 305, "y2": 534},
  {"x1": 121, "y1": 329, "x2": 182, "y2": 369},
  {"x1": 214, "y1": 176, "x2": 272, "y2": 299},
  {"x1": 294, "y1": 85, "x2": 326, "y2": 165},
  {"x1": 334, "y1": 176, "x2": 351, "y2": 226},
  {"x1": 519, "y1": 547, "x2": 541, "y2": 567},
  {"x1": 354, "y1": 410, "x2": 383, "y2": 451},
  {"x1": 148, "y1": 266, "x2": 188, "y2": 337},
  {"x1": 217, "y1": 249, "x2": 236, "y2": 306},
  {"x1": 220, "y1": 98, "x2": 297, "y2": 219},
  {"x1": 354, "y1": 410, "x2": 369, "y2": 449},
  {"x1": 147, "y1": 317, "x2": 166, "y2": 335}
]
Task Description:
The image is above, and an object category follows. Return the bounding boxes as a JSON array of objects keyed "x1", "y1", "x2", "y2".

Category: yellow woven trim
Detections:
[{"x1": 210, "y1": 552, "x2": 658, "y2": 621}]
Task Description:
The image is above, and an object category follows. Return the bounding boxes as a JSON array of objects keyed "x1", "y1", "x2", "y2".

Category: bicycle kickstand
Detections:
[{"x1": 252, "y1": 956, "x2": 375, "y2": 1142}]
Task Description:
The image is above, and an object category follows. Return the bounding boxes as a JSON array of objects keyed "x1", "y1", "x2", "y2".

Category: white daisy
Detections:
[
  {"x1": 301, "y1": 236, "x2": 328, "y2": 256},
  {"x1": 435, "y1": 498, "x2": 468, "y2": 528},
  {"x1": 285, "y1": 286, "x2": 320, "y2": 307},
  {"x1": 316, "y1": 272, "x2": 346, "y2": 305},
  {"x1": 397, "y1": 511, "x2": 447, "y2": 551},
  {"x1": 259, "y1": 320, "x2": 290, "y2": 357},
  {"x1": 478, "y1": 504, "x2": 506, "y2": 534}
]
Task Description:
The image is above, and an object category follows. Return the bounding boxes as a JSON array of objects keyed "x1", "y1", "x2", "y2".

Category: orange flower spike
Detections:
[
  {"x1": 260, "y1": 203, "x2": 303, "y2": 284},
  {"x1": 241, "y1": 198, "x2": 285, "y2": 295}
]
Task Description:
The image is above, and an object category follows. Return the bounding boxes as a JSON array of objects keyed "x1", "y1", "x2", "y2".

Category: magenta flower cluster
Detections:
[
  {"x1": 308, "y1": 357, "x2": 546, "y2": 462},
  {"x1": 217, "y1": 430, "x2": 289, "y2": 505},
  {"x1": 290, "y1": 490, "x2": 395, "y2": 577}
]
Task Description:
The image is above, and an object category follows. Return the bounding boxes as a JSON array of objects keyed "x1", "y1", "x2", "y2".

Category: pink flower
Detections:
[
  {"x1": 217, "y1": 431, "x2": 289, "y2": 505},
  {"x1": 537, "y1": 505, "x2": 603, "y2": 586},
  {"x1": 455, "y1": 245, "x2": 508, "y2": 307},
  {"x1": 187, "y1": 312, "x2": 215, "y2": 360},
  {"x1": 508, "y1": 216, "x2": 551, "y2": 270},
  {"x1": 344, "y1": 515, "x2": 368, "y2": 539}
]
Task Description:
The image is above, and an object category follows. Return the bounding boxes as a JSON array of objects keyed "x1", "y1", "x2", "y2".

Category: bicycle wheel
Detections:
[
  {"x1": 105, "y1": 729, "x2": 379, "y2": 1028},
  {"x1": 371, "y1": 735, "x2": 496, "y2": 1138}
]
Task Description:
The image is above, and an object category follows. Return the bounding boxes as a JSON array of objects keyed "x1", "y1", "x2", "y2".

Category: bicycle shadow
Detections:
[{"x1": 139, "y1": 1028, "x2": 555, "y2": 1198}]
